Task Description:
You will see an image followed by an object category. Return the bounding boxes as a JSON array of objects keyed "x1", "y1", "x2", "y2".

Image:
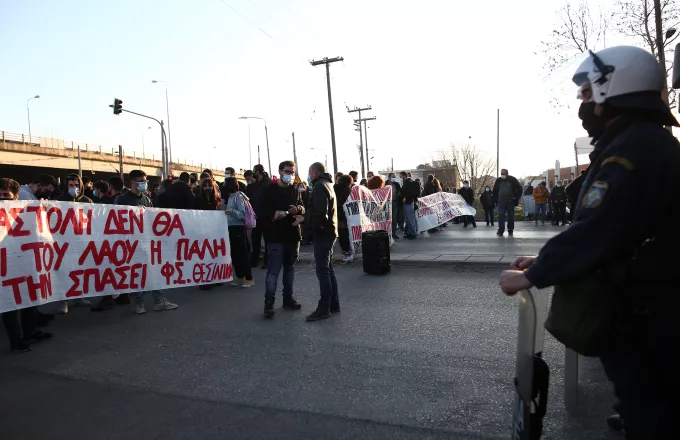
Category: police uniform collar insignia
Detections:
[{"x1": 583, "y1": 181, "x2": 608, "y2": 208}]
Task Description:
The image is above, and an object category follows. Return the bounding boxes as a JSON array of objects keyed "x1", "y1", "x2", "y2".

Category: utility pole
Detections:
[
  {"x1": 118, "y1": 145, "x2": 124, "y2": 179},
  {"x1": 353, "y1": 113, "x2": 376, "y2": 177},
  {"x1": 391, "y1": 157, "x2": 394, "y2": 171},
  {"x1": 311, "y1": 56, "x2": 344, "y2": 175},
  {"x1": 292, "y1": 132, "x2": 298, "y2": 175},
  {"x1": 347, "y1": 105, "x2": 372, "y2": 177},
  {"x1": 77, "y1": 145, "x2": 82, "y2": 177},
  {"x1": 354, "y1": 125, "x2": 365, "y2": 178}
]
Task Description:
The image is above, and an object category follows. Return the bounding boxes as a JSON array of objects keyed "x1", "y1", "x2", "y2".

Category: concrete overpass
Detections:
[{"x1": 0, "y1": 131, "x2": 240, "y2": 184}]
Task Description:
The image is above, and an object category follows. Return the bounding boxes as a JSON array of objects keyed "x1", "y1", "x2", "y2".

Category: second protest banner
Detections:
[
  {"x1": 0, "y1": 201, "x2": 232, "y2": 312},
  {"x1": 416, "y1": 192, "x2": 476, "y2": 230},
  {"x1": 343, "y1": 185, "x2": 393, "y2": 254}
]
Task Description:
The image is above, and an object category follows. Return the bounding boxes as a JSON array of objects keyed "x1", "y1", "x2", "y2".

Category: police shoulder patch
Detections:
[{"x1": 582, "y1": 181, "x2": 608, "y2": 208}]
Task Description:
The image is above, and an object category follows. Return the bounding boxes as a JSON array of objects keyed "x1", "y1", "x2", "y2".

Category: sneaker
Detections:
[
  {"x1": 153, "y1": 299, "x2": 178, "y2": 311},
  {"x1": 330, "y1": 304, "x2": 340, "y2": 313},
  {"x1": 73, "y1": 298, "x2": 91, "y2": 307},
  {"x1": 496, "y1": 231, "x2": 504, "y2": 236},
  {"x1": 264, "y1": 300, "x2": 275, "y2": 318},
  {"x1": 135, "y1": 303, "x2": 146, "y2": 314},
  {"x1": 241, "y1": 280, "x2": 255, "y2": 288},
  {"x1": 508, "y1": 231, "x2": 514, "y2": 236},
  {"x1": 282, "y1": 296, "x2": 302, "y2": 310},
  {"x1": 231, "y1": 277, "x2": 244, "y2": 287},
  {"x1": 114, "y1": 294, "x2": 131, "y2": 305},
  {"x1": 91, "y1": 296, "x2": 116, "y2": 312},
  {"x1": 472, "y1": 224, "x2": 477, "y2": 228},
  {"x1": 306, "y1": 309, "x2": 331, "y2": 322},
  {"x1": 56, "y1": 302, "x2": 68, "y2": 314}
]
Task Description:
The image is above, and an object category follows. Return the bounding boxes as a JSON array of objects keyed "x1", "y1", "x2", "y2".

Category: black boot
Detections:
[
  {"x1": 306, "y1": 309, "x2": 331, "y2": 322},
  {"x1": 25, "y1": 331, "x2": 53, "y2": 344},
  {"x1": 282, "y1": 296, "x2": 302, "y2": 310},
  {"x1": 10, "y1": 340, "x2": 31, "y2": 353},
  {"x1": 264, "y1": 300, "x2": 275, "y2": 318},
  {"x1": 606, "y1": 414, "x2": 624, "y2": 433}
]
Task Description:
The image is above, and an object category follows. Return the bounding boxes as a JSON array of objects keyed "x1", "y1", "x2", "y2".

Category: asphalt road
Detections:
[{"x1": 0, "y1": 264, "x2": 616, "y2": 440}]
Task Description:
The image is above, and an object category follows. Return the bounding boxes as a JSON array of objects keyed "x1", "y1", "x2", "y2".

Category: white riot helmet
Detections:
[{"x1": 572, "y1": 46, "x2": 664, "y2": 104}]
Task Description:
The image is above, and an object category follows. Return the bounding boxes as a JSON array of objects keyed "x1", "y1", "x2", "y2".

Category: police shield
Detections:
[{"x1": 511, "y1": 288, "x2": 550, "y2": 440}]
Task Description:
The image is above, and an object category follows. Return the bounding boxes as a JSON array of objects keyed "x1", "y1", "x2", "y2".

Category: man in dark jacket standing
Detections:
[
  {"x1": 157, "y1": 172, "x2": 195, "y2": 209},
  {"x1": 249, "y1": 164, "x2": 271, "y2": 268},
  {"x1": 306, "y1": 162, "x2": 339, "y2": 322},
  {"x1": 492, "y1": 169, "x2": 522, "y2": 236},
  {"x1": 458, "y1": 180, "x2": 477, "y2": 228},
  {"x1": 480, "y1": 185, "x2": 495, "y2": 226},
  {"x1": 400, "y1": 171, "x2": 419, "y2": 239},
  {"x1": 550, "y1": 180, "x2": 568, "y2": 226}
]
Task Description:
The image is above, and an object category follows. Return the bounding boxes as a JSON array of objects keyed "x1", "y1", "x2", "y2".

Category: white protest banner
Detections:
[
  {"x1": 416, "y1": 192, "x2": 476, "y2": 230},
  {"x1": 0, "y1": 201, "x2": 232, "y2": 312},
  {"x1": 343, "y1": 185, "x2": 393, "y2": 254}
]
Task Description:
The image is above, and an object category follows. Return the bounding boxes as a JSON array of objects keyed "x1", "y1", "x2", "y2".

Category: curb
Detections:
[{"x1": 296, "y1": 255, "x2": 511, "y2": 269}]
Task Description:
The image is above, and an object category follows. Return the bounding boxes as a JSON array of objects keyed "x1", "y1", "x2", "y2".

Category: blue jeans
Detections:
[
  {"x1": 404, "y1": 202, "x2": 417, "y2": 236},
  {"x1": 391, "y1": 200, "x2": 402, "y2": 236},
  {"x1": 265, "y1": 242, "x2": 299, "y2": 301},
  {"x1": 133, "y1": 290, "x2": 164, "y2": 304},
  {"x1": 313, "y1": 235, "x2": 339, "y2": 312},
  {"x1": 535, "y1": 204, "x2": 547, "y2": 223},
  {"x1": 497, "y1": 202, "x2": 515, "y2": 233}
]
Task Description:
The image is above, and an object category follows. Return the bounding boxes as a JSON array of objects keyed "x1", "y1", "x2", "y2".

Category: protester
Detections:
[
  {"x1": 387, "y1": 172, "x2": 402, "y2": 239},
  {"x1": 19, "y1": 174, "x2": 57, "y2": 201},
  {"x1": 480, "y1": 185, "x2": 495, "y2": 227},
  {"x1": 0, "y1": 178, "x2": 53, "y2": 353},
  {"x1": 298, "y1": 181, "x2": 313, "y2": 245},
  {"x1": 108, "y1": 176, "x2": 125, "y2": 203},
  {"x1": 194, "y1": 178, "x2": 220, "y2": 211},
  {"x1": 367, "y1": 175, "x2": 385, "y2": 190},
  {"x1": 400, "y1": 171, "x2": 419, "y2": 239},
  {"x1": 550, "y1": 180, "x2": 568, "y2": 226},
  {"x1": 81, "y1": 176, "x2": 95, "y2": 200},
  {"x1": 492, "y1": 169, "x2": 522, "y2": 236},
  {"x1": 458, "y1": 180, "x2": 477, "y2": 228},
  {"x1": 222, "y1": 177, "x2": 255, "y2": 289},
  {"x1": 367, "y1": 171, "x2": 374, "y2": 179},
  {"x1": 532, "y1": 181, "x2": 550, "y2": 226},
  {"x1": 335, "y1": 171, "x2": 344, "y2": 182},
  {"x1": 117, "y1": 170, "x2": 178, "y2": 314},
  {"x1": 334, "y1": 174, "x2": 354, "y2": 261},
  {"x1": 348, "y1": 171, "x2": 359, "y2": 186},
  {"x1": 57, "y1": 173, "x2": 93, "y2": 203},
  {"x1": 422, "y1": 174, "x2": 436, "y2": 196},
  {"x1": 93, "y1": 181, "x2": 114, "y2": 204},
  {"x1": 306, "y1": 162, "x2": 339, "y2": 322},
  {"x1": 225, "y1": 167, "x2": 246, "y2": 192},
  {"x1": 359, "y1": 178, "x2": 367, "y2": 187},
  {"x1": 157, "y1": 172, "x2": 195, "y2": 209},
  {"x1": 249, "y1": 164, "x2": 271, "y2": 269}
]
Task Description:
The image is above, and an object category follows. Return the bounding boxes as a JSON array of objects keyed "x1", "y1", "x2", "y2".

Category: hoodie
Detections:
[
  {"x1": 18, "y1": 185, "x2": 38, "y2": 201},
  {"x1": 309, "y1": 173, "x2": 338, "y2": 238},
  {"x1": 56, "y1": 175, "x2": 93, "y2": 203}
]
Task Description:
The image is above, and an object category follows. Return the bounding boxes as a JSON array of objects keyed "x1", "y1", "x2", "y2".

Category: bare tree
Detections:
[
  {"x1": 614, "y1": 0, "x2": 680, "y2": 106},
  {"x1": 539, "y1": 1, "x2": 609, "y2": 73},
  {"x1": 437, "y1": 143, "x2": 495, "y2": 195}
]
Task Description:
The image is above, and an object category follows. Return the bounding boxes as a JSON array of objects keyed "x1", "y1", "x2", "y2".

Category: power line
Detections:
[{"x1": 216, "y1": 0, "x2": 273, "y2": 39}]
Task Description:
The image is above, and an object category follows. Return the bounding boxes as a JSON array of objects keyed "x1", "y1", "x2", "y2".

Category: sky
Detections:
[{"x1": 0, "y1": 0, "x2": 633, "y2": 179}]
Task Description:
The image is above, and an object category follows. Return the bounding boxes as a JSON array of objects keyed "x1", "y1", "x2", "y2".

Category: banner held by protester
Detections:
[
  {"x1": 0, "y1": 201, "x2": 232, "y2": 312},
  {"x1": 416, "y1": 193, "x2": 476, "y2": 230},
  {"x1": 343, "y1": 185, "x2": 393, "y2": 255}
]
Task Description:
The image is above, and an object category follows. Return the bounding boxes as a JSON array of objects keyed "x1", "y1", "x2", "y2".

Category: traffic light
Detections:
[{"x1": 110, "y1": 98, "x2": 123, "y2": 115}]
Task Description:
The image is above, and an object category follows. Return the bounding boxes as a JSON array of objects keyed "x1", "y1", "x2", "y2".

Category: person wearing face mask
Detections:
[
  {"x1": 334, "y1": 174, "x2": 355, "y2": 261},
  {"x1": 550, "y1": 180, "x2": 568, "y2": 226},
  {"x1": 306, "y1": 162, "x2": 339, "y2": 322},
  {"x1": 194, "y1": 178, "x2": 220, "y2": 211},
  {"x1": 249, "y1": 164, "x2": 271, "y2": 269},
  {"x1": 532, "y1": 181, "x2": 550, "y2": 226},
  {"x1": 480, "y1": 185, "x2": 495, "y2": 226},
  {"x1": 93, "y1": 181, "x2": 114, "y2": 204},
  {"x1": 492, "y1": 169, "x2": 522, "y2": 236},
  {"x1": 222, "y1": 177, "x2": 255, "y2": 289},
  {"x1": 259, "y1": 161, "x2": 305, "y2": 318},
  {"x1": 0, "y1": 178, "x2": 54, "y2": 353},
  {"x1": 386, "y1": 172, "x2": 403, "y2": 239},
  {"x1": 19, "y1": 174, "x2": 57, "y2": 201},
  {"x1": 499, "y1": 46, "x2": 680, "y2": 439},
  {"x1": 116, "y1": 170, "x2": 179, "y2": 314},
  {"x1": 56, "y1": 173, "x2": 93, "y2": 203},
  {"x1": 458, "y1": 180, "x2": 477, "y2": 228},
  {"x1": 224, "y1": 167, "x2": 246, "y2": 193},
  {"x1": 157, "y1": 172, "x2": 195, "y2": 209}
]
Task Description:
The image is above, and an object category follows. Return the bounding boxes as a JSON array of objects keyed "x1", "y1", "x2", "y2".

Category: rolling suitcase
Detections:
[{"x1": 361, "y1": 230, "x2": 390, "y2": 275}]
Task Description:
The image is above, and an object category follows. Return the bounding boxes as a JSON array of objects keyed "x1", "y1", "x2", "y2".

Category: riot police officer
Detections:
[{"x1": 499, "y1": 46, "x2": 680, "y2": 439}]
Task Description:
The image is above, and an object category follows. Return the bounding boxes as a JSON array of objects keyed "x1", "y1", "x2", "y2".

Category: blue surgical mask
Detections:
[
  {"x1": 282, "y1": 174, "x2": 293, "y2": 184},
  {"x1": 137, "y1": 182, "x2": 148, "y2": 192},
  {"x1": 485, "y1": 188, "x2": 490, "y2": 192},
  {"x1": 307, "y1": 176, "x2": 312, "y2": 185},
  {"x1": 68, "y1": 187, "x2": 80, "y2": 197},
  {"x1": 463, "y1": 184, "x2": 469, "y2": 188}
]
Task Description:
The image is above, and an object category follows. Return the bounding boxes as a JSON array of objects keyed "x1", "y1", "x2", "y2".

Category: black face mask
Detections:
[
  {"x1": 578, "y1": 101, "x2": 606, "y2": 140},
  {"x1": 36, "y1": 189, "x2": 52, "y2": 199}
]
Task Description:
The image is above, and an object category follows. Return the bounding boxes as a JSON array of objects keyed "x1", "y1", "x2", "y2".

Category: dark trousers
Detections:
[
  {"x1": 338, "y1": 227, "x2": 351, "y2": 254},
  {"x1": 249, "y1": 220, "x2": 267, "y2": 266},
  {"x1": 2, "y1": 306, "x2": 38, "y2": 346},
  {"x1": 229, "y1": 226, "x2": 252, "y2": 281},
  {"x1": 313, "y1": 235, "x2": 339, "y2": 312},
  {"x1": 484, "y1": 208, "x2": 495, "y2": 225},
  {"x1": 497, "y1": 202, "x2": 514, "y2": 233},
  {"x1": 463, "y1": 215, "x2": 476, "y2": 227},
  {"x1": 600, "y1": 312, "x2": 680, "y2": 439},
  {"x1": 553, "y1": 203, "x2": 567, "y2": 224}
]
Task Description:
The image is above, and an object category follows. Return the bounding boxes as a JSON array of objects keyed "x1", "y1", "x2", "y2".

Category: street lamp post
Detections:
[
  {"x1": 239, "y1": 116, "x2": 271, "y2": 175},
  {"x1": 27, "y1": 95, "x2": 40, "y2": 143},
  {"x1": 151, "y1": 80, "x2": 173, "y2": 169}
]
